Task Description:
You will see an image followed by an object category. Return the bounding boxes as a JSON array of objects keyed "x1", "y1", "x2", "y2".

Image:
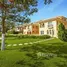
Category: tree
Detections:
[
  {"x1": 0, "y1": 0, "x2": 52, "y2": 51},
  {"x1": 58, "y1": 23, "x2": 67, "y2": 41},
  {"x1": 44, "y1": 0, "x2": 52, "y2": 4},
  {"x1": 6, "y1": 21, "x2": 15, "y2": 32}
]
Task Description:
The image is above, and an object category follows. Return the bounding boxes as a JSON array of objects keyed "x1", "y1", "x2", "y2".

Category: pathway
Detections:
[{"x1": 7, "y1": 38, "x2": 54, "y2": 47}]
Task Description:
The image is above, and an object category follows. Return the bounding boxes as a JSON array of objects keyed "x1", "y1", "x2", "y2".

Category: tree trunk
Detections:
[
  {"x1": 1, "y1": 17, "x2": 5, "y2": 51},
  {"x1": 1, "y1": 34, "x2": 5, "y2": 51}
]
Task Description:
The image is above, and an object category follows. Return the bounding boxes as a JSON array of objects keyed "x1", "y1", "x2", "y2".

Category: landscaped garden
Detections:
[{"x1": 0, "y1": 35, "x2": 67, "y2": 67}]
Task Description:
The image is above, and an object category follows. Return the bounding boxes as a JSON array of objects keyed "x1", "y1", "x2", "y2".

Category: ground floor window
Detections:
[
  {"x1": 47, "y1": 30, "x2": 49, "y2": 34},
  {"x1": 50, "y1": 30, "x2": 51, "y2": 34},
  {"x1": 47, "y1": 29, "x2": 54, "y2": 35},
  {"x1": 40, "y1": 31, "x2": 44, "y2": 35},
  {"x1": 52, "y1": 30, "x2": 54, "y2": 35}
]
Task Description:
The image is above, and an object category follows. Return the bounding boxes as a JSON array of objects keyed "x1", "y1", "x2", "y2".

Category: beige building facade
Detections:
[
  {"x1": 17, "y1": 16, "x2": 67, "y2": 38},
  {"x1": 39, "y1": 21, "x2": 58, "y2": 37}
]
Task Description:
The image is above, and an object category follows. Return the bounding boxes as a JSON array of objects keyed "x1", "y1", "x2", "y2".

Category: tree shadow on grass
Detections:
[
  {"x1": 16, "y1": 56, "x2": 45, "y2": 67},
  {"x1": 20, "y1": 43, "x2": 67, "y2": 58}
]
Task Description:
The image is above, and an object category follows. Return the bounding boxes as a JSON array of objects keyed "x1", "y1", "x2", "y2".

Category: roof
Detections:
[
  {"x1": 33, "y1": 16, "x2": 67, "y2": 24},
  {"x1": 22, "y1": 16, "x2": 67, "y2": 26}
]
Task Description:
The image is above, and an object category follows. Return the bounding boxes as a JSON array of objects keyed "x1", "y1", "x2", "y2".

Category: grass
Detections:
[
  {"x1": 0, "y1": 37, "x2": 67, "y2": 67},
  {"x1": 5, "y1": 38, "x2": 42, "y2": 44}
]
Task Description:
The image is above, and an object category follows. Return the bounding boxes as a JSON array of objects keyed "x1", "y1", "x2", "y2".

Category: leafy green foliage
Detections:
[
  {"x1": 44, "y1": 0, "x2": 52, "y2": 4},
  {"x1": 0, "y1": 0, "x2": 52, "y2": 23},
  {"x1": 5, "y1": 34, "x2": 51, "y2": 40},
  {"x1": 5, "y1": 21, "x2": 15, "y2": 32},
  {"x1": 16, "y1": 35, "x2": 51, "y2": 39},
  {"x1": 58, "y1": 23, "x2": 67, "y2": 42},
  {"x1": 0, "y1": 0, "x2": 38, "y2": 24}
]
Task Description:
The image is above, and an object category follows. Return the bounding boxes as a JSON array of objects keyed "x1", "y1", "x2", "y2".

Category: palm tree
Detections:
[{"x1": 0, "y1": 0, "x2": 52, "y2": 51}]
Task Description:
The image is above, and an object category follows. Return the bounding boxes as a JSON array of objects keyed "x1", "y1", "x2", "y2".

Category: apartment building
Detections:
[
  {"x1": 23, "y1": 23, "x2": 32, "y2": 34},
  {"x1": 23, "y1": 23, "x2": 39, "y2": 35},
  {"x1": 15, "y1": 25, "x2": 23, "y2": 33},
  {"x1": 17, "y1": 16, "x2": 67, "y2": 38},
  {"x1": 39, "y1": 20, "x2": 58, "y2": 37},
  {"x1": 39, "y1": 16, "x2": 67, "y2": 37}
]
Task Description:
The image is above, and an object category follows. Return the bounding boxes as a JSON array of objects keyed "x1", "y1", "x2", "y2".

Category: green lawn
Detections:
[
  {"x1": 5, "y1": 38, "x2": 42, "y2": 44},
  {"x1": 0, "y1": 37, "x2": 67, "y2": 67}
]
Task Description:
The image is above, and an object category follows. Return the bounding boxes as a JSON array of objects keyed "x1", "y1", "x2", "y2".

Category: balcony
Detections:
[{"x1": 48, "y1": 24, "x2": 53, "y2": 29}]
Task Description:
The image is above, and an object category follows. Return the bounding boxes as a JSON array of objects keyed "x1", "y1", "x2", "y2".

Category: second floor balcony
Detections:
[{"x1": 48, "y1": 24, "x2": 53, "y2": 29}]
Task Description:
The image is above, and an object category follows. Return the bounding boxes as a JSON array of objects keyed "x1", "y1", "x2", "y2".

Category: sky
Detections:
[{"x1": 29, "y1": 0, "x2": 67, "y2": 23}]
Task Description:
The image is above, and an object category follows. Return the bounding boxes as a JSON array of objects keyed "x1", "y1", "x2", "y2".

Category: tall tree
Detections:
[
  {"x1": 6, "y1": 21, "x2": 15, "y2": 32},
  {"x1": 58, "y1": 23, "x2": 67, "y2": 41},
  {"x1": 0, "y1": 0, "x2": 52, "y2": 51}
]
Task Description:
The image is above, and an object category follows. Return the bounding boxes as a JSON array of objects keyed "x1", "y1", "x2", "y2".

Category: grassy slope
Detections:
[{"x1": 0, "y1": 38, "x2": 67, "y2": 67}]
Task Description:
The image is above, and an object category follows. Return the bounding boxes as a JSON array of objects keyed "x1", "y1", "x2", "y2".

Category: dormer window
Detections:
[{"x1": 40, "y1": 23, "x2": 45, "y2": 28}]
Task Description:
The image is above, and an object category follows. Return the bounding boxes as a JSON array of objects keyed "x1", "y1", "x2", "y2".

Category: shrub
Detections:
[
  {"x1": 13, "y1": 31, "x2": 19, "y2": 34},
  {"x1": 7, "y1": 29, "x2": 19, "y2": 34},
  {"x1": 0, "y1": 32, "x2": 2, "y2": 36},
  {"x1": 58, "y1": 23, "x2": 67, "y2": 42},
  {"x1": 17, "y1": 35, "x2": 51, "y2": 39},
  {"x1": 40, "y1": 35, "x2": 51, "y2": 39},
  {"x1": 7, "y1": 30, "x2": 13, "y2": 34},
  {"x1": 5, "y1": 34, "x2": 17, "y2": 38},
  {"x1": 5, "y1": 34, "x2": 51, "y2": 39}
]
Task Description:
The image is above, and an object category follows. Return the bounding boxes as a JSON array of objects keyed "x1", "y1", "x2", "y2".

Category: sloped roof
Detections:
[
  {"x1": 34, "y1": 16, "x2": 67, "y2": 24},
  {"x1": 22, "y1": 16, "x2": 67, "y2": 26}
]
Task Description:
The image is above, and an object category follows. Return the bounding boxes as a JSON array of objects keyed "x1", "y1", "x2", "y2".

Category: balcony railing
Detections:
[{"x1": 48, "y1": 24, "x2": 53, "y2": 29}]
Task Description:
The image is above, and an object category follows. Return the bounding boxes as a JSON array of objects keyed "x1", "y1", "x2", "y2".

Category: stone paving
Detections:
[
  {"x1": 13, "y1": 44, "x2": 17, "y2": 46},
  {"x1": 7, "y1": 44, "x2": 11, "y2": 46},
  {"x1": 6, "y1": 38, "x2": 54, "y2": 47},
  {"x1": 19, "y1": 44, "x2": 23, "y2": 46}
]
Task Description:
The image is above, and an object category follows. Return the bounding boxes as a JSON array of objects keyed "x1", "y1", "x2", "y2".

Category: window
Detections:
[
  {"x1": 48, "y1": 22, "x2": 53, "y2": 28},
  {"x1": 47, "y1": 30, "x2": 49, "y2": 34},
  {"x1": 50, "y1": 30, "x2": 51, "y2": 34},
  {"x1": 52, "y1": 30, "x2": 54, "y2": 35},
  {"x1": 40, "y1": 23, "x2": 45, "y2": 28},
  {"x1": 41, "y1": 31, "x2": 44, "y2": 34}
]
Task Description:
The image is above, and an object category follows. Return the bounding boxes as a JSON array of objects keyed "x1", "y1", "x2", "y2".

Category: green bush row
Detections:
[
  {"x1": 5, "y1": 34, "x2": 51, "y2": 39},
  {"x1": 17, "y1": 35, "x2": 51, "y2": 39}
]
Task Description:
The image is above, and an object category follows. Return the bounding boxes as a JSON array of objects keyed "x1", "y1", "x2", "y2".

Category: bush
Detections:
[
  {"x1": 17, "y1": 35, "x2": 51, "y2": 39},
  {"x1": 5, "y1": 34, "x2": 51, "y2": 39},
  {"x1": 7, "y1": 29, "x2": 19, "y2": 34},
  {"x1": 5, "y1": 34, "x2": 17, "y2": 38},
  {"x1": 13, "y1": 31, "x2": 19, "y2": 34},
  {"x1": 0, "y1": 32, "x2": 2, "y2": 36},
  {"x1": 58, "y1": 23, "x2": 67, "y2": 42},
  {"x1": 39, "y1": 35, "x2": 51, "y2": 39},
  {"x1": 65, "y1": 29, "x2": 67, "y2": 41},
  {"x1": 7, "y1": 30, "x2": 13, "y2": 34}
]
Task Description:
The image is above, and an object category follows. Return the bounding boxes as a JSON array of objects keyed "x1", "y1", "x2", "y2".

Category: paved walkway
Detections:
[{"x1": 7, "y1": 38, "x2": 54, "y2": 47}]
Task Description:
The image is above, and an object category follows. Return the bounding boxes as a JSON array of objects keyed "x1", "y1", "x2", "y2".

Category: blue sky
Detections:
[{"x1": 30, "y1": 0, "x2": 67, "y2": 23}]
